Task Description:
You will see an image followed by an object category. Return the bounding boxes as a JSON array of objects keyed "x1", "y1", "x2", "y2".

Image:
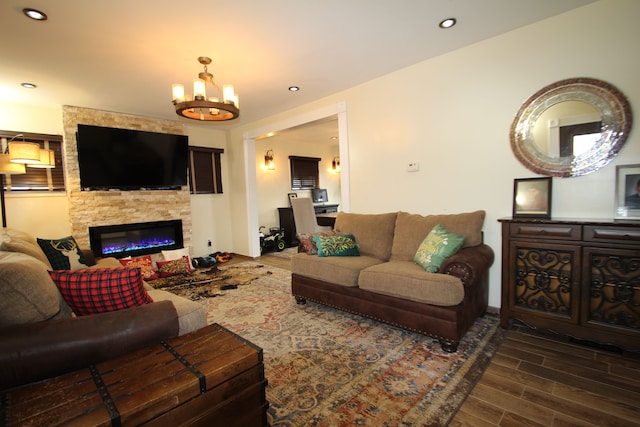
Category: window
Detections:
[
  {"x1": 289, "y1": 156, "x2": 320, "y2": 190},
  {"x1": 188, "y1": 146, "x2": 224, "y2": 194},
  {"x1": 0, "y1": 131, "x2": 65, "y2": 192}
]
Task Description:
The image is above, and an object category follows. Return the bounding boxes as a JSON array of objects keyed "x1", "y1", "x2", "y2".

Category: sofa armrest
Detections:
[
  {"x1": 440, "y1": 244, "x2": 494, "y2": 287},
  {"x1": 80, "y1": 248, "x2": 96, "y2": 266},
  {"x1": 0, "y1": 300, "x2": 179, "y2": 391}
]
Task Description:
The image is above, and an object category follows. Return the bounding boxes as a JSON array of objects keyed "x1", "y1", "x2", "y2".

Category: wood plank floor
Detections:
[
  {"x1": 242, "y1": 252, "x2": 640, "y2": 427},
  {"x1": 451, "y1": 327, "x2": 640, "y2": 427}
]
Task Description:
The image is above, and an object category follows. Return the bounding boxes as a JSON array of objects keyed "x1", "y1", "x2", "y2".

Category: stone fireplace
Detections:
[
  {"x1": 89, "y1": 220, "x2": 184, "y2": 258},
  {"x1": 62, "y1": 106, "x2": 192, "y2": 251}
]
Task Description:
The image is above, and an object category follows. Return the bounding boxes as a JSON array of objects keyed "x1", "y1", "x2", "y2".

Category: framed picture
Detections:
[
  {"x1": 512, "y1": 177, "x2": 552, "y2": 219},
  {"x1": 287, "y1": 192, "x2": 297, "y2": 207},
  {"x1": 615, "y1": 164, "x2": 640, "y2": 220}
]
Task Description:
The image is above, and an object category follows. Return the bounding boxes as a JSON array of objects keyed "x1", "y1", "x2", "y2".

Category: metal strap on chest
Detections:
[
  {"x1": 161, "y1": 341, "x2": 207, "y2": 393},
  {"x1": 89, "y1": 364, "x2": 121, "y2": 427}
]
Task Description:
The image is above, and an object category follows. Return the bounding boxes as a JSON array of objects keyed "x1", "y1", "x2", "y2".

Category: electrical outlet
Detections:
[
  {"x1": 407, "y1": 162, "x2": 420, "y2": 172},
  {"x1": 207, "y1": 240, "x2": 212, "y2": 247}
]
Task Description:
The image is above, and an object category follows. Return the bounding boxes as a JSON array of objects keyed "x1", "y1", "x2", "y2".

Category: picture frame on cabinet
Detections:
[
  {"x1": 512, "y1": 177, "x2": 552, "y2": 219},
  {"x1": 615, "y1": 164, "x2": 640, "y2": 220}
]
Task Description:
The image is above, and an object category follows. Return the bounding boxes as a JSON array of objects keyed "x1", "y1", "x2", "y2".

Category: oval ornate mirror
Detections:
[{"x1": 510, "y1": 78, "x2": 632, "y2": 177}]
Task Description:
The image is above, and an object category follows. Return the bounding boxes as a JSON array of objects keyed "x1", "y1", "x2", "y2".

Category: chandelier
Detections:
[{"x1": 171, "y1": 56, "x2": 239, "y2": 122}]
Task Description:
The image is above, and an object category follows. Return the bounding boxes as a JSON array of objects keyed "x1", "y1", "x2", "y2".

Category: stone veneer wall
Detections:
[{"x1": 62, "y1": 106, "x2": 192, "y2": 250}]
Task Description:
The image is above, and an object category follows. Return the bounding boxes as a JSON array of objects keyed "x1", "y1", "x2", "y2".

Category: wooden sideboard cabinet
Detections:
[{"x1": 499, "y1": 218, "x2": 640, "y2": 352}]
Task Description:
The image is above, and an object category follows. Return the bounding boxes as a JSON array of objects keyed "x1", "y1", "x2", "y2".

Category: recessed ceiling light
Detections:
[
  {"x1": 439, "y1": 18, "x2": 456, "y2": 29},
  {"x1": 23, "y1": 8, "x2": 48, "y2": 21},
  {"x1": 288, "y1": 86, "x2": 300, "y2": 92},
  {"x1": 21, "y1": 83, "x2": 37, "y2": 89}
]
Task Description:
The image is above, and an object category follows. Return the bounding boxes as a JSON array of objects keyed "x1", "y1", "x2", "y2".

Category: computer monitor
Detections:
[{"x1": 311, "y1": 188, "x2": 328, "y2": 204}]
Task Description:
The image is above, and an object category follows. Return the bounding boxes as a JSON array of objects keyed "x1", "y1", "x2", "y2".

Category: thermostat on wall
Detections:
[{"x1": 407, "y1": 162, "x2": 420, "y2": 172}]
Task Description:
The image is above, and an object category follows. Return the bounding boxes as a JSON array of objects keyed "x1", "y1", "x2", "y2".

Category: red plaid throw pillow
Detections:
[{"x1": 49, "y1": 267, "x2": 153, "y2": 316}]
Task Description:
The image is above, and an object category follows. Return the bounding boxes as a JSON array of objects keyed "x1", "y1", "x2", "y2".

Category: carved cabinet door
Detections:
[
  {"x1": 508, "y1": 240, "x2": 581, "y2": 325},
  {"x1": 583, "y1": 246, "x2": 640, "y2": 335}
]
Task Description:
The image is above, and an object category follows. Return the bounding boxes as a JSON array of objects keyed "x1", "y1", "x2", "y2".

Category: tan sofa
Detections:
[
  {"x1": 291, "y1": 211, "x2": 494, "y2": 352},
  {"x1": 0, "y1": 227, "x2": 207, "y2": 389}
]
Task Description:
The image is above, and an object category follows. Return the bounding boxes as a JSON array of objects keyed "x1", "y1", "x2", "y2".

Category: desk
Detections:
[
  {"x1": 313, "y1": 203, "x2": 339, "y2": 214},
  {"x1": 316, "y1": 212, "x2": 338, "y2": 227}
]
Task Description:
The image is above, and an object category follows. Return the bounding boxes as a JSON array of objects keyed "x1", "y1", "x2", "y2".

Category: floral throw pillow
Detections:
[
  {"x1": 312, "y1": 234, "x2": 360, "y2": 257},
  {"x1": 119, "y1": 255, "x2": 158, "y2": 280},
  {"x1": 413, "y1": 224, "x2": 465, "y2": 273},
  {"x1": 156, "y1": 256, "x2": 191, "y2": 277},
  {"x1": 298, "y1": 230, "x2": 339, "y2": 255}
]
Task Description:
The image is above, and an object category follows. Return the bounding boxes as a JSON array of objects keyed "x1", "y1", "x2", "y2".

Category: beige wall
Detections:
[
  {"x1": 0, "y1": 103, "x2": 70, "y2": 236},
  {"x1": 230, "y1": 0, "x2": 640, "y2": 308},
  {"x1": 186, "y1": 124, "x2": 234, "y2": 256},
  {"x1": 0, "y1": 103, "x2": 233, "y2": 256},
  {"x1": 1, "y1": 0, "x2": 638, "y2": 309}
]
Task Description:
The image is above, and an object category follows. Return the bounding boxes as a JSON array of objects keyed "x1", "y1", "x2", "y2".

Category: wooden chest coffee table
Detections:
[{"x1": 2, "y1": 323, "x2": 268, "y2": 426}]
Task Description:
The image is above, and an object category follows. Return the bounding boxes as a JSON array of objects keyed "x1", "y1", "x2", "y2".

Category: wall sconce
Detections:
[
  {"x1": 264, "y1": 149, "x2": 275, "y2": 170},
  {"x1": 330, "y1": 157, "x2": 340, "y2": 173}
]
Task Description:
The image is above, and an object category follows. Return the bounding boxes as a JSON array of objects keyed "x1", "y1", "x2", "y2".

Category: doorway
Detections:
[{"x1": 243, "y1": 102, "x2": 350, "y2": 257}]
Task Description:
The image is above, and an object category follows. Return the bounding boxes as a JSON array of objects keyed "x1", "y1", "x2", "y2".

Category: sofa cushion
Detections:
[
  {"x1": 291, "y1": 252, "x2": 383, "y2": 287},
  {"x1": 91, "y1": 257, "x2": 123, "y2": 268},
  {"x1": 2, "y1": 236, "x2": 52, "y2": 267},
  {"x1": 333, "y1": 212, "x2": 397, "y2": 261},
  {"x1": 0, "y1": 251, "x2": 72, "y2": 326},
  {"x1": 390, "y1": 210, "x2": 485, "y2": 261},
  {"x1": 358, "y1": 260, "x2": 464, "y2": 306},
  {"x1": 413, "y1": 224, "x2": 465, "y2": 273},
  {"x1": 49, "y1": 267, "x2": 154, "y2": 316},
  {"x1": 146, "y1": 289, "x2": 207, "y2": 336},
  {"x1": 313, "y1": 234, "x2": 360, "y2": 257},
  {"x1": 37, "y1": 236, "x2": 90, "y2": 270}
]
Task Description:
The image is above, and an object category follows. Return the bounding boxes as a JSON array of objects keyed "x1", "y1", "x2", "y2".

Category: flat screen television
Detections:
[
  {"x1": 311, "y1": 188, "x2": 328, "y2": 203},
  {"x1": 76, "y1": 124, "x2": 188, "y2": 191}
]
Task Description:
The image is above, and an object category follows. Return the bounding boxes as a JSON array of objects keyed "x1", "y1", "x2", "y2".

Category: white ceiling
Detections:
[{"x1": 0, "y1": 0, "x2": 596, "y2": 131}]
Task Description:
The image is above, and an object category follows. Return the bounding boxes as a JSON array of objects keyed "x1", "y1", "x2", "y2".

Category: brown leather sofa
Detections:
[
  {"x1": 0, "y1": 227, "x2": 207, "y2": 390},
  {"x1": 291, "y1": 211, "x2": 494, "y2": 352},
  {"x1": 0, "y1": 300, "x2": 179, "y2": 390}
]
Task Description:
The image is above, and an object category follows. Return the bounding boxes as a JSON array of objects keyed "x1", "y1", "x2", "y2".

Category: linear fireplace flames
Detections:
[{"x1": 89, "y1": 220, "x2": 184, "y2": 258}]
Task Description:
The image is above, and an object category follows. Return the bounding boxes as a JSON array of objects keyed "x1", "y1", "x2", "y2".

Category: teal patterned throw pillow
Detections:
[
  {"x1": 413, "y1": 224, "x2": 465, "y2": 272},
  {"x1": 312, "y1": 234, "x2": 360, "y2": 257}
]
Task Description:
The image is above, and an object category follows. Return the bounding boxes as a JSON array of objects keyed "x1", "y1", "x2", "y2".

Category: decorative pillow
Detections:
[
  {"x1": 161, "y1": 248, "x2": 194, "y2": 271},
  {"x1": 119, "y1": 255, "x2": 158, "y2": 280},
  {"x1": 298, "y1": 230, "x2": 339, "y2": 254},
  {"x1": 37, "y1": 236, "x2": 89, "y2": 270},
  {"x1": 413, "y1": 224, "x2": 465, "y2": 273},
  {"x1": 156, "y1": 256, "x2": 191, "y2": 277},
  {"x1": 49, "y1": 267, "x2": 153, "y2": 316},
  {"x1": 312, "y1": 234, "x2": 360, "y2": 257}
]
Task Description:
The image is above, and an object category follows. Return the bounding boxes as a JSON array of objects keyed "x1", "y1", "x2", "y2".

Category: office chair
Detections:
[{"x1": 290, "y1": 197, "x2": 333, "y2": 236}]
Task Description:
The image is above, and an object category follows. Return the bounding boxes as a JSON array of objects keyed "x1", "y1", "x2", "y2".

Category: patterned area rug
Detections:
[
  {"x1": 193, "y1": 261, "x2": 505, "y2": 426},
  {"x1": 147, "y1": 264, "x2": 272, "y2": 300}
]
